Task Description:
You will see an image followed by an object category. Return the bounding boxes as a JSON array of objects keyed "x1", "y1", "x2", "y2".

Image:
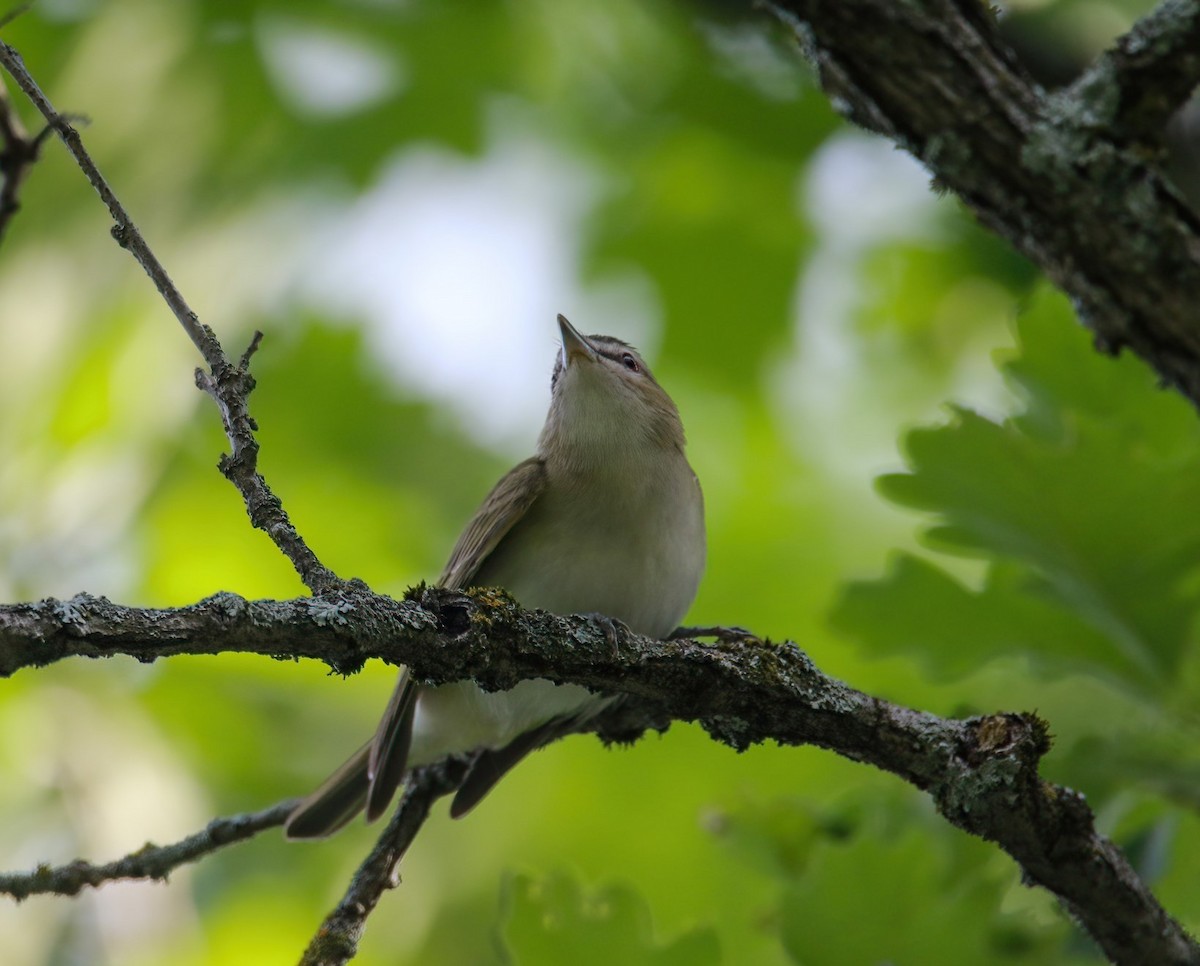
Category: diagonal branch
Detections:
[
  {"x1": 0, "y1": 799, "x2": 295, "y2": 899},
  {"x1": 296, "y1": 759, "x2": 471, "y2": 966},
  {"x1": 1, "y1": 8, "x2": 1197, "y2": 965},
  {"x1": 0, "y1": 587, "x2": 1195, "y2": 965},
  {"x1": 0, "y1": 40, "x2": 344, "y2": 596},
  {"x1": 1071, "y1": 0, "x2": 1200, "y2": 141},
  {"x1": 764, "y1": 0, "x2": 1200, "y2": 411},
  {"x1": 0, "y1": 41, "x2": 220, "y2": 369}
]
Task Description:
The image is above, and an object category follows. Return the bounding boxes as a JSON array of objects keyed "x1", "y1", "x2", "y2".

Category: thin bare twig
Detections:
[
  {"x1": 297, "y1": 760, "x2": 470, "y2": 966},
  {"x1": 0, "y1": 799, "x2": 296, "y2": 899},
  {"x1": 0, "y1": 40, "x2": 344, "y2": 595},
  {"x1": 0, "y1": 42, "x2": 219, "y2": 367},
  {"x1": 0, "y1": 6, "x2": 1196, "y2": 964}
]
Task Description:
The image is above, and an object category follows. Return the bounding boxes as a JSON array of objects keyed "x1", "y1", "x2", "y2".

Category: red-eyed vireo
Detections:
[{"x1": 285, "y1": 314, "x2": 705, "y2": 837}]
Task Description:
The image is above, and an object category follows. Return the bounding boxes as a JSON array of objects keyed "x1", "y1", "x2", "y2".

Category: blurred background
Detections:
[{"x1": 1, "y1": 1, "x2": 1198, "y2": 963}]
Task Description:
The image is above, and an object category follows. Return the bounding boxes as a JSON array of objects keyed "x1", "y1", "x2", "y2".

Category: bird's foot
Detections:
[
  {"x1": 670, "y1": 624, "x2": 762, "y2": 645},
  {"x1": 585, "y1": 612, "x2": 632, "y2": 658}
]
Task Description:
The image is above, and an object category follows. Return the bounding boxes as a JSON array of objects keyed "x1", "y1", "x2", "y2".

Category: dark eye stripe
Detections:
[
  {"x1": 595, "y1": 344, "x2": 634, "y2": 361},
  {"x1": 586, "y1": 336, "x2": 648, "y2": 374},
  {"x1": 597, "y1": 347, "x2": 642, "y2": 369}
]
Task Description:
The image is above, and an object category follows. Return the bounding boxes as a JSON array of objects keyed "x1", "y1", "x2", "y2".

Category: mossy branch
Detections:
[{"x1": 1, "y1": 587, "x2": 1195, "y2": 965}]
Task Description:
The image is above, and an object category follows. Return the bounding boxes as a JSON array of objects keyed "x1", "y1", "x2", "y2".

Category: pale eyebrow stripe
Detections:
[{"x1": 590, "y1": 338, "x2": 635, "y2": 363}]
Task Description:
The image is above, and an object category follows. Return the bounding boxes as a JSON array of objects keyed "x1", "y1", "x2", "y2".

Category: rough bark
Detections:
[
  {"x1": 766, "y1": 0, "x2": 1200, "y2": 406},
  {"x1": 3, "y1": 4, "x2": 1200, "y2": 963},
  {"x1": 1, "y1": 587, "x2": 1196, "y2": 965}
]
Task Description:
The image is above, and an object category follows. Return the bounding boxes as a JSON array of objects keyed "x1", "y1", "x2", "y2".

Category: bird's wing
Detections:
[
  {"x1": 361, "y1": 457, "x2": 548, "y2": 822},
  {"x1": 364, "y1": 664, "x2": 416, "y2": 821},
  {"x1": 284, "y1": 741, "x2": 372, "y2": 840},
  {"x1": 437, "y1": 456, "x2": 548, "y2": 590},
  {"x1": 449, "y1": 712, "x2": 588, "y2": 818}
]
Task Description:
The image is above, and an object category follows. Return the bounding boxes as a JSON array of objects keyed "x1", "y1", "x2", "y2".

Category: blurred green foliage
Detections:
[
  {"x1": 500, "y1": 871, "x2": 720, "y2": 965},
  {"x1": 1, "y1": 0, "x2": 1195, "y2": 965}
]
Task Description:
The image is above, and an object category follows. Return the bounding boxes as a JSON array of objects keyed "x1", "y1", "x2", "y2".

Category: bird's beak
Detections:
[{"x1": 558, "y1": 314, "x2": 597, "y2": 367}]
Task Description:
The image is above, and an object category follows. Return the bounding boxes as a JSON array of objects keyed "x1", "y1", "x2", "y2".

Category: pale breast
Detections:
[
  {"x1": 408, "y1": 450, "x2": 705, "y2": 766},
  {"x1": 473, "y1": 458, "x2": 705, "y2": 638}
]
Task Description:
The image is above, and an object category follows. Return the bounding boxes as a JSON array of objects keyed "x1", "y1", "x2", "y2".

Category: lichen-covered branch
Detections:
[
  {"x1": 1, "y1": 8, "x2": 1197, "y2": 964},
  {"x1": 765, "y1": 0, "x2": 1200, "y2": 410},
  {"x1": 0, "y1": 588, "x2": 1195, "y2": 965},
  {"x1": 1076, "y1": 0, "x2": 1200, "y2": 139},
  {"x1": 0, "y1": 591, "x2": 429, "y2": 677},
  {"x1": 0, "y1": 800, "x2": 295, "y2": 900},
  {"x1": 0, "y1": 41, "x2": 344, "y2": 596},
  {"x1": 297, "y1": 759, "x2": 471, "y2": 966}
]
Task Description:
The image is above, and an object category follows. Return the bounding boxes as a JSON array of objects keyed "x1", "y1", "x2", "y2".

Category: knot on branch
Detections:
[
  {"x1": 406, "y1": 583, "x2": 474, "y2": 638},
  {"x1": 935, "y1": 712, "x2": 1052, "y2": 829}
]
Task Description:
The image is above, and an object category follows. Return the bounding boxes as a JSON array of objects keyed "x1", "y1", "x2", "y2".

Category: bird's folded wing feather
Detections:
[
  {"x1": 437, "y1": 456, "x2": 548, "y2": 590},
  {"x1": 362, "y1": 457, "x2": 550, "y2": 815}
]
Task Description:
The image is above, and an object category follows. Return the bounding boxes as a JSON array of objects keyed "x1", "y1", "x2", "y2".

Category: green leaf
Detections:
[
  {"x1": 833, "y1": 553, "x2": 1136, "y2": 684},
  {"x1": 779, "y1": 830, "x2": 1083, "y2": 966},
  {"x1": 704, "y1": 796, "x2": 838, "y2": 881},
  {"x1": 842, "y1": 286, "x2": 1200, "y2": 698},
  {"x1": 500, "y1": 871, "x2": 720, "y2": 966},
  {"x1": 1056, "y1": 733, "x2": 1200, "y2": 812},
  {"x1": 712, "y1": 793, "x2": 1087, "y2": 966}
]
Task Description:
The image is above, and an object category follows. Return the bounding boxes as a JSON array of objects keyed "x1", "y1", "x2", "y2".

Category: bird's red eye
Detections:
[{"x1": 621, "y1": 353, "x2": 640, "y2": 372}]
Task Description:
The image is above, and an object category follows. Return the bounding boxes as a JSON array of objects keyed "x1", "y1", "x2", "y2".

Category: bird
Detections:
[{"x1": 284, "y1": 314, "x2": 705, "y2": 838}]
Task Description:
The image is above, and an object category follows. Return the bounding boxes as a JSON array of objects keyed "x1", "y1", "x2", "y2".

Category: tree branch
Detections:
[
  {"x1": 297, "y1": 759, "x2": 471, "y2": 966},
  {"x1": 0, "y1": 41, "x2": 220, "y2": 369},
  {"x1": 2, "y1": 9, "x2": 1197, "y2": 965},
  {"x1": 765, "y1": 0, "x2": 1200, "y2": 410},
  {"x1": 1075, "y1": 0, "x2": 1200, "y2": 140},
  {"x1": 0, "y1": 799, "x2": 295, "y2": 900},
  {"x1": 0, "y1": 588, "x2": 1195, "y2": 964},
  {"x1": 0, "y1": 40, "x2": 344, "y2": 596}
]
